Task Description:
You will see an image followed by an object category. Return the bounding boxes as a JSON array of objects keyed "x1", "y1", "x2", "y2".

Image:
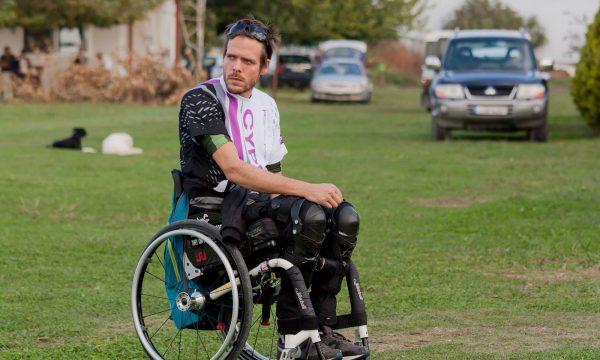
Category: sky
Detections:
[{"x1": 423, "y1": 0, "x2": 600, "y2": 63}]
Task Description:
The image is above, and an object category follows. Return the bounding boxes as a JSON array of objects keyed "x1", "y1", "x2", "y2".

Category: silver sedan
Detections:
[{"x1": 311, "y1": 59, "x2": 372, "y2": 103}]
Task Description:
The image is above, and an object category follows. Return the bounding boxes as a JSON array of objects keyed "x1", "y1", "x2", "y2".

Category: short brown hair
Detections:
[{"x1": 223, "y1": 18, "x2": 280, "y2": 68}]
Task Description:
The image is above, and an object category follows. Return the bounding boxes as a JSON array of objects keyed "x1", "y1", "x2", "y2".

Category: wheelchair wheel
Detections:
[
  {"x1": 239, "y1": 271, "x2": 281, "y2": 360},
  {"x1": 131, "y1": 220, "x2": 253, "y2": 360}
]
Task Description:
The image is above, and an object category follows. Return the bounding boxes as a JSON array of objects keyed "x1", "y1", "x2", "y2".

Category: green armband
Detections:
[
  {"x1": 201, "y1": 134, "x2": 231, "y2": 154},
  {"x1": 266, "y1": 162, "x2": 282, "y2": 173}
]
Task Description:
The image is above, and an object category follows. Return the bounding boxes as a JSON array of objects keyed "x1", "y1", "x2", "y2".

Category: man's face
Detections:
[{"x1": 223, "y1": 36, "x2": 269, "y2": 98}]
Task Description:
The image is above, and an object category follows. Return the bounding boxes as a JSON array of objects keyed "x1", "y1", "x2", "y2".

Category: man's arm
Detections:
[
  {"x1": 270, "y1": 172, "x2": 282, "y2": 199},
  {"x1": 212, "y1": 142, "x2": 343, "y2": 208}
]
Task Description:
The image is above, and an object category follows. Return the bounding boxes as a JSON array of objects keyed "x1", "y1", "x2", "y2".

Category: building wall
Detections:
[
  {"x1": 0, "y1": 0, "x2": 176, "y2": 66},
  {"x1": 86, "y1": 0, "x2": 176, "y2": 66},
  {"x1": 0, "y1": 28, "x2": 24, "y2": 54},
  {"x1": 134, "y1": 0, "x2": 177, "y2": 63}
]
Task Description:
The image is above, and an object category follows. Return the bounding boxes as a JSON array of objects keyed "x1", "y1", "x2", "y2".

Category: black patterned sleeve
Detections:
[{"x1": 181, "y1": 88, "x2": 228, "y2": 138}]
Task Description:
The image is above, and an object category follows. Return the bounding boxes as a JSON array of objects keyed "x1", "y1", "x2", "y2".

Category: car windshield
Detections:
[
  {"x1": 322, "y1": 47, "x2": 364, "y2": 61},
  {"x1": 444, "y1": 38, "x2": 534, "y2": 71},
  {"x1": 318, "y1": 63, "x2": 363, "y2": 76}
]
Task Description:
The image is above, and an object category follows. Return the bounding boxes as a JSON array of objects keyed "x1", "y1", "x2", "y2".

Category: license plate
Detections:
[{"x1": 474, "y1": 106, "x2": 509, "y2": 116}]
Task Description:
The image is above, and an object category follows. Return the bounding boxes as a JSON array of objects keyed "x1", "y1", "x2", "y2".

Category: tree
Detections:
[
  {"x1": 443, "y1": 0, "x2": 547, "y2": 48},
  {"x1": 0, "y1": 0, "x2": 18, "y2": 28},
  {"x1": 563, "y1": 12, "x2": 590, "y2": 60},
  {"x1": 0, "y1": 0, "x2": 162, "y2": 48},
  {"x1": 206, "y1": 0, "x2": 428, "y2": 45},
  {"x1": 571, "y1": 9, "x2": 600, "y2": 132}
]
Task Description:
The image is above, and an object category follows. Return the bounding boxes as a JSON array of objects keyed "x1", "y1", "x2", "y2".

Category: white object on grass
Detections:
[{"x1": 101, "y1": 132, "x2": 143, "y2": 155}]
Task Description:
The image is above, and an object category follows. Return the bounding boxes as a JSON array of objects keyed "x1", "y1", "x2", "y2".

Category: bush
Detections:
[
  {"x1": 382, "y1": 68, "x2": 420, "y2": 86},
  {"x1": 571, "y1": 9, "x2": 600, "y2": 132},
  {"x1": 10, "y1": 54, "x2": 199, "y2": 104},
  {"x1": 368, "y1": 41, "x2": 422, "y2": 86}
]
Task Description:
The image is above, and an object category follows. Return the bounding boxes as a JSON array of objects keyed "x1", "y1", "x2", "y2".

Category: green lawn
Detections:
[{"x1": 1, "y1": 79, "x2": 599, "y2": 359}]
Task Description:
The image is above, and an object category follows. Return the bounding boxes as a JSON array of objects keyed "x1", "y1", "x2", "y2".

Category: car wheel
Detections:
[
  {"x1": 421, "y1": 92, "x2": 432, "y2": 112},
  {"x1": 432, "y1": 119, "x2": 447, "y2": 141},
  {"x1": 527, "y1": 118, "x2": 548, "y2": 142}
]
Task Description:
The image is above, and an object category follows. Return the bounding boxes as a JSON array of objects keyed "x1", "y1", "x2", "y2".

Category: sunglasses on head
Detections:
[{"x1": 226, "y1": 21, "x2": 268, "y2": 42}]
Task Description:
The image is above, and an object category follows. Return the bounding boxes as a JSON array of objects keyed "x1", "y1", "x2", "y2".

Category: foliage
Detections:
[
  {"x1": 106, "y1": 0, "x2": 164, "y2": 24},
  {"x1": 0, "y1": 0, "x2": 17, "y2": 27},
  {"x1": 571, "y1": 9, "x2": 600, "y2": 132},
  {"x1": 206, "y1": 0, "x2": 428, "y2": 45},
  {"x1": 443, "y1": 0, "x2": 547, "y2": 48},
  {"x1": 0, "y1": 0, "x2": 162, "y2": 31},
  {"x1": 368, "y1": 41, "x2": 422, "y2": 86}
]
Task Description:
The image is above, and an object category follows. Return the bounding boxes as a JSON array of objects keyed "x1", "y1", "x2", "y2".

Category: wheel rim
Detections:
[{"x1": 131, "y1": 228, "x2": 243, "y2": 360}]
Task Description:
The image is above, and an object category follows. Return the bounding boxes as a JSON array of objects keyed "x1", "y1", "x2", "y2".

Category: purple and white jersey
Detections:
[
  {"x1": 179, "y1": 77, "x2": 287, "y2": 197},
  {"x1": 208, "y1": 76, "x2": 287, "y2": 169}
]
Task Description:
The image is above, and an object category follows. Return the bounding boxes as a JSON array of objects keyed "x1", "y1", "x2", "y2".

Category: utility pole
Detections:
[
  {"x1": 127, "y1": 20, "x2": 134, "y2": 69},
  {"x1": 271, "y1": 50, "x2": 279, "y2": 99},
  {"x1": 175, "y1": 0, "x2": 182, "y2": 68},
  {"x1": 196, "y1": 0, "x2": 206, "y2": 69}
]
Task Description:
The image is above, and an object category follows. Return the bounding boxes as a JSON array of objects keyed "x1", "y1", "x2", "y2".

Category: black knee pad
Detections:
[
  {"x1": 281, "y1": 199, "x2": 327, "y2": 266},
  {"x1": 325, "y1": 202, "x2": 359, "y2": 260}
]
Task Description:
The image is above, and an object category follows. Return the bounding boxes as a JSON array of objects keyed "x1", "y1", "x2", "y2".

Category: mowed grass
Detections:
[{"x1": 1, "y1": 79, "x2": 599, "y2": 359}]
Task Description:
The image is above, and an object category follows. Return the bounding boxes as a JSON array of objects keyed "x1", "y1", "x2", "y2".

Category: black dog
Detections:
[{"x1": 48, "y1": 128, "x2": 87, "y2": 150}]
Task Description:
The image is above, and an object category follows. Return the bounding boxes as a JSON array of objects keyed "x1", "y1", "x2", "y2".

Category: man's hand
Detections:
[{"x1": 303, "y1": 183, "x2": 343, "y2": 209}]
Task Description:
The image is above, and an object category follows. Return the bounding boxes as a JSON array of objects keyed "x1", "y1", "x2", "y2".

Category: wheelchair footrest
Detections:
[{"x1": 333, "y1": 313, "x2": 367, "y2": 330}]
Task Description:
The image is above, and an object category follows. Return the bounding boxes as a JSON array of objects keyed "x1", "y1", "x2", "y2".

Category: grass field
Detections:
[{"x1": 1, "y1": 79, "x2": 599, "y2": 359}]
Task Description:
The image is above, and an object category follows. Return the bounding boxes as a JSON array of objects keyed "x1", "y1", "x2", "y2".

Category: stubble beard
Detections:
[{"x1": 225, "y1": 73, "x2": 259, "y2": 97}]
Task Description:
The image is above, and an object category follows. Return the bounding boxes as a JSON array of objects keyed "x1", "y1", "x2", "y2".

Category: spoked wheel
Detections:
[
  {"x1": 131, "y1": 220, "x2": 253, "y2": 360},
  {"x1": 239, "y1": 271, "x2": 281, "y2": 360}
]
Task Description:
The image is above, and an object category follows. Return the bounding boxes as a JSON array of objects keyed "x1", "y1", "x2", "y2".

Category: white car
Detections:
[
  {"x1": 310, "y1": 59, "x2": 372, "y2": 103},
  {"x1": 319, "y1": 39, "x2": 367, "y2": 63}
]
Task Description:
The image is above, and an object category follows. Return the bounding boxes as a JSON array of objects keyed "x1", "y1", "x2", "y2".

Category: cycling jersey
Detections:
[{"x1": 179, "y1": 76, "x2": 287, "y2": 198}]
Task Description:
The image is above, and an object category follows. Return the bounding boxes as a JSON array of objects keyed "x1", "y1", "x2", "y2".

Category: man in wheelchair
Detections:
[{"x1": 178, "y1": 18, "x2": 367, "y2": 360}]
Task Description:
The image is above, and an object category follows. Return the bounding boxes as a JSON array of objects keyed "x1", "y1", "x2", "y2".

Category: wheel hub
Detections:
[{"x1": 176, "y1": 290, "x2": 206, "y2": 311}]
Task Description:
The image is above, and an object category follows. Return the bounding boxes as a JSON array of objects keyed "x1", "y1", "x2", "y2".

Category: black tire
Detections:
[
  {"x1": 432, "y1": 119, "x2": 447, "y2": 141},
  {"x1": 527, "y1": 118, "x2": 548, "y2": 142},
  {"x1": 421, "y1": 91, "x2": 432, "y2": 112},
  {"x1": 131, "y1": 220, "x2": 253, "y2": 360}
]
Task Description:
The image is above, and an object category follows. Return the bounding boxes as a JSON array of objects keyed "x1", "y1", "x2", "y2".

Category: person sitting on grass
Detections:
[{"x1": 1, "y1": 46, "x2": 20, "y2": 75}]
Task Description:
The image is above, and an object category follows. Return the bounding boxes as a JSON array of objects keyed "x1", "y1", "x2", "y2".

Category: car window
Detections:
[
  {"x1": 318, "y1": 63, "x2": 363, "y2": 76},
  {"x1": 279, "y1": 55, "x2": 311, "y2": 64},
  {"x1": 425, "y1": 38, "x2": 449, "y2": 58},
  {"x1": 444, "y1": 38, "x2": 534, "y2": 71}
]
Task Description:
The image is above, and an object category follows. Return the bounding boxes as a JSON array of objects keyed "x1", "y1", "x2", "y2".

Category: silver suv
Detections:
[{"x1": 428, "y1": 30, "x2": 553, "y2": 141}]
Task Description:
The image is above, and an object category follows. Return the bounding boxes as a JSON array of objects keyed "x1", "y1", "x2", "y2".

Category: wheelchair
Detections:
[{"x1": 131, "y1": 171, "x2": 369, "y2": 359}]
